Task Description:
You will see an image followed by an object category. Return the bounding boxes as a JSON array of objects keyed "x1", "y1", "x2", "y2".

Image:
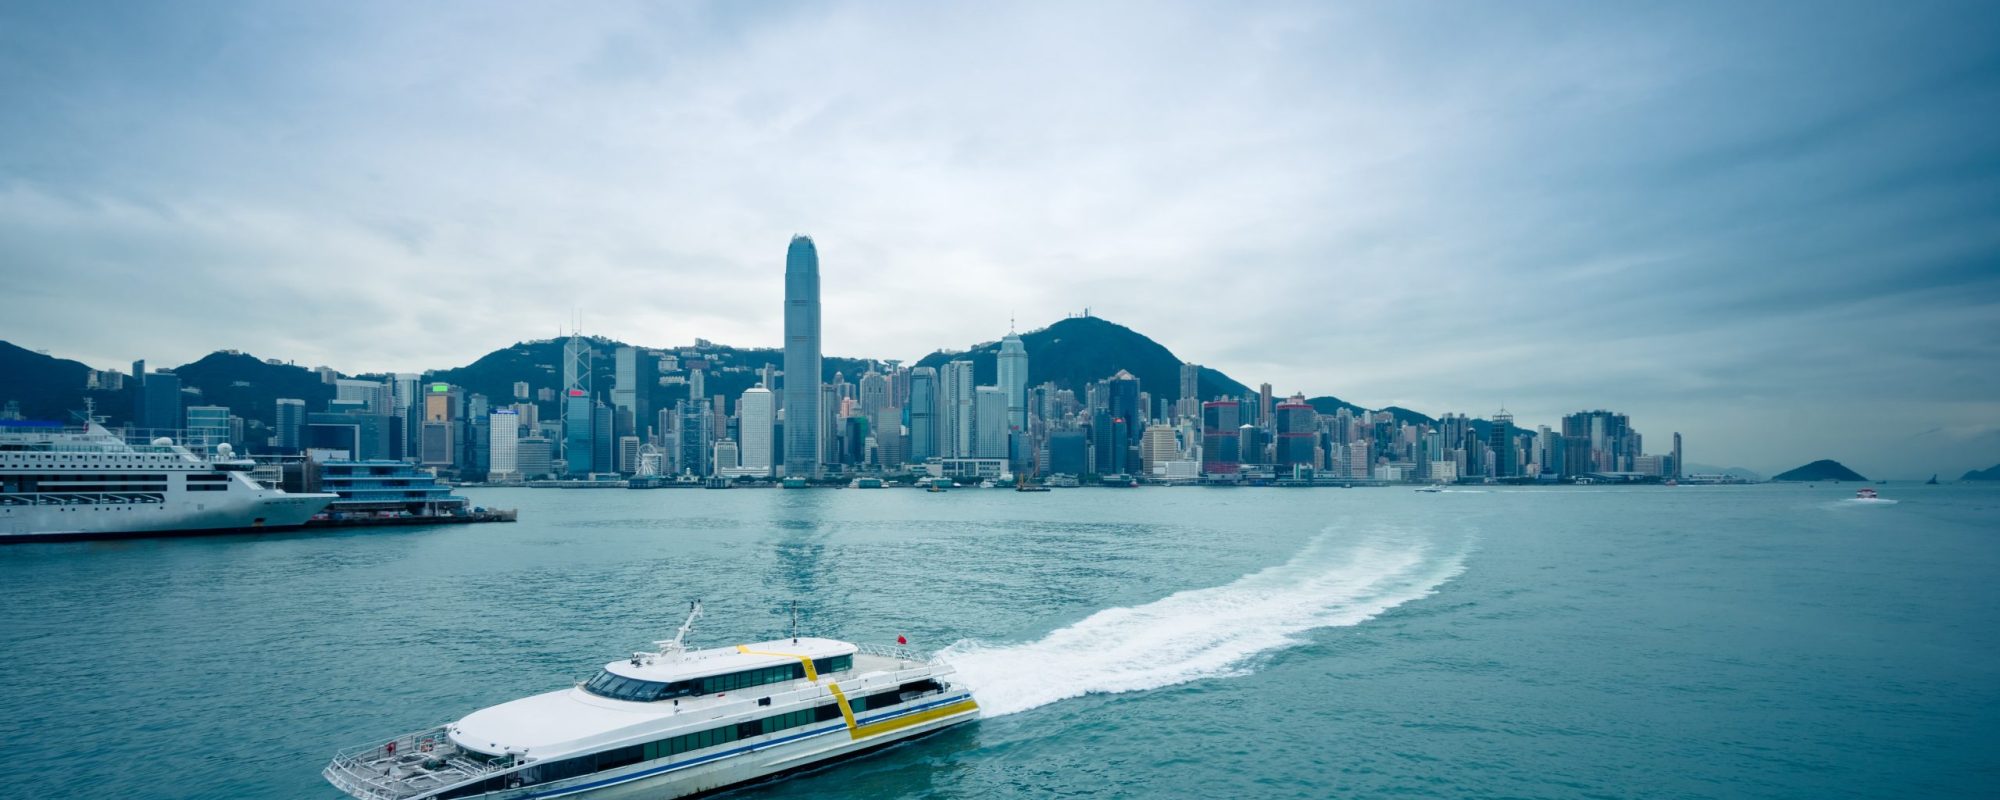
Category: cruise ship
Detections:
[
  {"x1": 0, "y1": 421, "x2": 335, "y2": 542},
  {"x1": 324, "y1": 604, "x2": 979, "y2": 800}
]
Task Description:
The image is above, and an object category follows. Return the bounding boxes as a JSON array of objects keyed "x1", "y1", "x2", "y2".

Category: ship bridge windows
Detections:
[{"x1": 580, "y1": 654, "x2": 851, "y2": 703}]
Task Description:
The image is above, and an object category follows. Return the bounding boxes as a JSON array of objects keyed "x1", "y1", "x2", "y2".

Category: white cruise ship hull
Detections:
[{"x1": 0, "y1": 490, "x2": 330, "y2": 542}]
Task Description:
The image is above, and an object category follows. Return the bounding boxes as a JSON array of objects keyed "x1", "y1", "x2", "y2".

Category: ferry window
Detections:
[
  {"x1": 582, "y1": 671, "x2": 671, "y2": 702},
  {"x1": 597, "y1": 744, "x2": 643, "y2": 771}
]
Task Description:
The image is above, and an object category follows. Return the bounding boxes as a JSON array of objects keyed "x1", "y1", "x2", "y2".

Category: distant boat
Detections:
[
  {"x1": 781, "y1": 477, "x2": 808, "y2": 489},
  {"x1": 1926, "y1": 474, "x2": 1940, "y2": 485},
  {"x1": 850, "y1": 477, "x2": 883, "y2": 489},
  {"x1": 1856, "y1": 487, "x2": 1879, "y2": 500},
  {"x1": 1415, "y1": 485, "x2": 1445, "y2": 493},
  {"x1": 926, "y1": 478, "x2": 952, "y2": 493}
]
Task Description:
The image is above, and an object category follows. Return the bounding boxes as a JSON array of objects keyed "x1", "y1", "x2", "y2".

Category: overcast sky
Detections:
[{"x1": 3, "y1": 1, "x2": 1996, "y2": 477}]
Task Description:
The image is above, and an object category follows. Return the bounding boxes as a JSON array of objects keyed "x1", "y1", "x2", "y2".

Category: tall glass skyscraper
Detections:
[{"x1": 783, "y1": 235, "x2": 822, "y2": 478}]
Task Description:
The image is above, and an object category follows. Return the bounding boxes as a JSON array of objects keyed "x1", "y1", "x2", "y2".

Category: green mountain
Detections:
[
  {"x1": 172, "y1": 352, "x2": 335, "y2": 430},
  {"x1": 423, "y1": 337, "x2": 877, "y2": 425},
  {"x1": 1961, "y1": 464, "x2": 2000, "y2": 481},
  {"x1": 913, "y1": 316, "x2": 1248, "y2": 402},
  {"x1": 1772, "y1": 459, "x2": 1868, "y2": 482},
  {"x1": 0, "y1": 341, "x2": 94, "y2": 421}
]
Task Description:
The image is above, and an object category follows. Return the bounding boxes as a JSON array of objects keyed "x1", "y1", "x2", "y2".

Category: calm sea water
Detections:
[{"x1": 1, "y1": 484, "x2": 1995, "y2": 799}]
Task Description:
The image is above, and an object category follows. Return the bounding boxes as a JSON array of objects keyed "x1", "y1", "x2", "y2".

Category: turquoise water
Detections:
[{"x1": 1, "y1": 484, "x2": 1995, "y2": 799}]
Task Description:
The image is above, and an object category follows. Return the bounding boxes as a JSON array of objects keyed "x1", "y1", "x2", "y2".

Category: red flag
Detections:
[{"x1": 896, "y1": 635, "x2": 907, "y2": 645}]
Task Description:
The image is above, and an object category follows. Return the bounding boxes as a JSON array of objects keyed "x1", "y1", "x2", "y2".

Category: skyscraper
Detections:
[
  {"x1": 739, "y1": 385, "x2": 774, "y2": 476},
  {"x1": 1178, "y1": 362, "x2": 1200, "y2": 418},
  {"x1": 562, "y1": 333, "x2": 592, "y2": 475},
  {"x1": 1275, "y1": 396, "x2": 1317, "y2": 472},
  {"x1": 997, "y1": 331, "x2": 1029, "y2": 433},
  {"x1": 1202, "y1": 400, "x2": 1242, "y2": 474},
  {"x1": 1489, "y1": 408, "x2": 1516, "y2": 478},
  {"x1": 908, "y1": 367, "x2": 938, "y2": 463},
  {"x1": 997, "y1": 331, "x2": 1029, "y2": 467},
  {"x1": 274, "y1": 398, "x2": 306, "y2": 453},
  {"x1": 942, "y1": 360, "x2": 975, "y2": 458},
  {"x1": 783, "y1": 235, "x2": 822, "y2": 478},
  {"x1": 974, "y1": 386, "x2": 1007, "y2": 458},
  {"x1": 612, "y1": 347, "x2": 654, "y2": 439},
  {"x1": 489, "y1": 409, "x2": 519, "y2": 480}
]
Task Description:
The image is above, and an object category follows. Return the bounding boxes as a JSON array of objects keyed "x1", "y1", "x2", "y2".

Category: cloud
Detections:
[{"x1": 1, "y1": 0, "x2": 1997, "y2": 477}]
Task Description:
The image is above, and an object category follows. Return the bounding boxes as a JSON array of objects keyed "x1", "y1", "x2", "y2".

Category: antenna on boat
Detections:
[
  {"x1": 789, "y1": 600, "x2": 800, "y2": 644},
  {"x1": 652, "y1": 599, "x2": 703, "y2": 660}
]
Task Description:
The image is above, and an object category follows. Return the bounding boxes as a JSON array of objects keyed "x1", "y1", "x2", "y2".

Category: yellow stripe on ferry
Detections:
[
  {"x1": 849, "y1": 699, "x2": 980, "y2": 740},
  {"x1": 735, "y1": 645, "x2": 819, "y2": 682}
]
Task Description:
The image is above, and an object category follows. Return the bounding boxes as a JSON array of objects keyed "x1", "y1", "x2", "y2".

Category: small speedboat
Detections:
[
  {"x1": 1415, "y1": 485, "x2": 1444, "y2": 493},
  {"x1": 1856, "y1": 487, "x2": 1878, "y2": 500}
]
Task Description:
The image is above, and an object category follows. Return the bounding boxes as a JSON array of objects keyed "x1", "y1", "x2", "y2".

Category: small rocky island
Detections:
[{"x1": 1772, "y1": 459, "x2": 1869, "y2": 482}]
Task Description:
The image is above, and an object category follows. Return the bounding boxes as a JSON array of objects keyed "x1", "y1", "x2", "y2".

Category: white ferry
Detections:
[
  {"x1": 0, "y1": 421, "x2": 334, "y2": 542},
  {"x1": 324, "y1": 604, "x2": 979, "y2": 800}
]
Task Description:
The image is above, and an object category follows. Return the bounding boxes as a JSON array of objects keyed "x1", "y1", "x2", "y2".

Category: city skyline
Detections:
[{"x1": 2, "y1": 2, "x2": 1996, "y2": 479}]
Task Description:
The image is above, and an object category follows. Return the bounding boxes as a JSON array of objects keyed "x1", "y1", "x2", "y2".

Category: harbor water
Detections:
[{"x1": 0, "y1": 484, "x2": 1994, "y2": 799}]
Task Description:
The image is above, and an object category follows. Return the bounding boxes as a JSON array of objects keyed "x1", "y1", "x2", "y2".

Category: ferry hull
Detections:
[{"x1": 514, "y1": 695, "x2": 976, "y2": 800}]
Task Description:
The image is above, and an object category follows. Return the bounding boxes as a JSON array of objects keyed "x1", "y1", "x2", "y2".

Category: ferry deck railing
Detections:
[{"x1": 325, "y1": 725, "x2": 513, "y2": 800}]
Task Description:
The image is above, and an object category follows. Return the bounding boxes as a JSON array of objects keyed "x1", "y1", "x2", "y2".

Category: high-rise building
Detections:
[
  {"x1": 1140, "y1": 423, "x2": 1179, "y2": 476},
  {"x1": 562, "y1": 333, "x2": 593, "y2": 475},
  {"x1": 274, "y1": 398, "x2": 306, "y2": 453},
  {"x1": 997, "y1": 332, "x2": 1029, "y2": 432},
  {"x1": 612, "y1": 347, "x2": 655, "y2": 440},
  {"x1": 1177, "y1": 362, "x2": 1200, "y2": 418},
  {"x1": 592, "y1": 403, "x2": 615, "y2": 476},
  {"x1": 1489, "y1": 409, "x2": 1517, "y2": 477},
  {"x1": 738, "y1": 385, "x2": 774, "y2": 476},
  {"x1": 679, "y1": 402, "x2": 712, "y2": 476},
  {"x1": 942, "y1": 360, "x2": 975, "y2": 458},
  {"x1": 713, "y1": 438, "x2": 740, "y2": 473},
  {"x1": 1258, "y1": 383, "x2": 1274, "y2": 428},
  {"x1": 137, "y1": 371, "x2": 181, "y2": 432},
  {"x1": 516, "y1": 437, "x2": 552, "y2": 479},
  {"x1": 1201, "y1": 400, "x2": 1241, "y2": 474},
  {"x1": 421, "y1": 382, "x2": 460, "y2": 467},
  {"x1": 974, "y1": 386, "x2": 1007, "y2": 459},
  {"x1": 1275, "y1": 396, "x2": 1317, "y2": 472},
  {"x1": 908, "y1": 368, "x2": 938, "y2": 463},
  {"x1": 783, "y1": 235, "x2": 822, "y2": 478},
  {"x1": 489, "y1": 410, "x2": 519, "y2": 479},
  {"x1": 1107, "y1": 371, "x2": 1142, "y2": 445},
  {"x1": 618, "y1": 435, "x2": 643, "y2": 475},
  {"x1": 185, "y1": 405, "x2": 230, "y2": 450},
  {"x1": 858, "y1": 371, "x2": 889, "y2": 423},
  {"x1": 1047, "y1": 430, "x2": 1088, "y2": 476}
]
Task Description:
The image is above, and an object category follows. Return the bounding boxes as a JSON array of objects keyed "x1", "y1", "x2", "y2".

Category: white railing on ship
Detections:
[
  {"x1": 853, "y1": 643, "x2": 941, "y2": 664},
  {"x1": 325, "y1": 726, "x2": 511, "y2": 800}
]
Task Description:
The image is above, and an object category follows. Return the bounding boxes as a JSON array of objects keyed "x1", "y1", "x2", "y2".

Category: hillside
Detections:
[
  {"x1": 172, "y1": 352, "x2": 335, "y2": 429},
  {"x1": 913, "y1": 316, "x2": 1248, "y2": 402},
  {"x1": 424, "y1": 337, "x2": 877, "y2": 422},
  {"x1": 1962, "y1": 464, "x2": 2000, "y2": 481},
  {"x1": 1772, "y1": 460, "x2": 1868, "y2": 482},
  {"x1": 0, "y1": 341, "x2": 94, "y2": 421}
]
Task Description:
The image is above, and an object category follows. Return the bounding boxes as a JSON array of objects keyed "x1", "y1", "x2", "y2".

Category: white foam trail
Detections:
[{"x1": 938, "y1": 529, "x2": 1469, "y2": 717}]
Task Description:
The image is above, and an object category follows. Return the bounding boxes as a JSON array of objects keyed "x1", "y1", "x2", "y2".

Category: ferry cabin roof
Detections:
[
  {"x1": 448, "y1": 637, "x2": 857, "y2": 757},
  {"x1": 605, "y1": 636, "x2": 855, "y2": 684}
]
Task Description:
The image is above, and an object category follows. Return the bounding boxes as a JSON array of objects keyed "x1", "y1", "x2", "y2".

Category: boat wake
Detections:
[{"x1": 938, "y1": 528, "x2": 1470, "y2": 718}]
